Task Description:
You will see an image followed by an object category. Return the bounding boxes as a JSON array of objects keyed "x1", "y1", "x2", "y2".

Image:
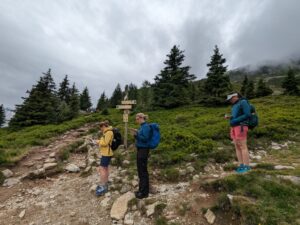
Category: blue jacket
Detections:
[
  {"x1": 230, "y1": 99, "x2": 251, "y2": 127},
  {"x1": 135, "y1": 122, "x2": 151, "y2": 148}
]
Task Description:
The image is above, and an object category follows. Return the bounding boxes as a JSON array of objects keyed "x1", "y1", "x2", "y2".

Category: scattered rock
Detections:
[
  {"x1": 89, "y1": 184, "x2": 98, "y2": 193},
  {"x1": 274, "y1": 165, "x2": 295, "y2": 170},
  {"x1": 277, "y1": 175, "x2": 300, "y2": 185},
  {"x1": 131, "y1": 180, "x2": 138, "y2": 187},
  {"x1": 179, "y1": 169, "x2": 187, "y2": 176},
  {"x1": 19, "y1": 210, "x2": 26, "y2": 219},
  {"x1": 271, "y1": 142, "x2": 281, "y2": 150},
  {"x1": 3, "y1": 178, "x2": 20, "y2": 187},
  {"x1": 204, "y1": 209, "x2": 216, "y2": 224},
  {"x1": 110, "y1": 192, "x2": 135, "y2": 220},
  {"x1": 124, "y1": 213, "x2": 134, "y2": 225},
  {"x1": 70, "y1": 212, "x2": 76, "y2": 217},
  {"x1": 123, "y1": 160, "x2": 130, "y2": 165},
  {"x1": 65, "y1": 164, "x2": 80, "y2": 173},
  {"x1": 2, "y1": 169, "x2": 13, "y2": 178},
  {"x1": 35, "y1": 202, "x2": 48, "y2": 209},
  {"x1": 101, "y1": 197, "x2": 111, "y2": 207},
  {"x1": 45, "y1": 158, "x2": 56, "y2": 163},
  {"x1": 120, "y1": 184, "x2": 131, "y2": 194},
  {"x1": 43, "y1": 163, "x2": 58, "y2": 170},
  {"x1": 187, "y1": 166, "x2": 195, "y2": 173},
  {"x1": 49, "y1": 152, "x2": 56, "y2": 158},
  {"x1": 146, "y1": 202, "x2": 159, "y2": 217},
  {"x1": 249, "y1": 163, "x2": 258, "y2": 168},
  {"x1": 193, "y1": 175, "x2": 200, "y2": 181}
]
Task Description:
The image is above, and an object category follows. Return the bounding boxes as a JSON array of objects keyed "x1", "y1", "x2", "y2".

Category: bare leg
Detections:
[
  {"x1": 100, "y1": 166, "x2": 109, "y2": 185},
  {"x1": 234, "y1": 141, "x2": 243, "y2": 165},
  {"x1": 240, "y1": 140, "x2": 250, "y2": 165}
]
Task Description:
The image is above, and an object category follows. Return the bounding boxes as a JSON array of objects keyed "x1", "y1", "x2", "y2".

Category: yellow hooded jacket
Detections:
[{"x1": 99, "y1": 126, "x2": 113, "y2": 157}]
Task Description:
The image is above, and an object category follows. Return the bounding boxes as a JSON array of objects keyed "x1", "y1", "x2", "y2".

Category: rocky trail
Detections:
[{"x1": 0, "y1": 125, "x2": 299, "y2": 225}]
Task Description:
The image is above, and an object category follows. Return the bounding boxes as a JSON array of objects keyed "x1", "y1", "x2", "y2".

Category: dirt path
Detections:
[{"x1": 3, "y1": 125, "x2": 288, "y2": 225}]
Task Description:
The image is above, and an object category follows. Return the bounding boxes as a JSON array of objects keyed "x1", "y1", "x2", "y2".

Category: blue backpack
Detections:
[
  {"x1": 148, "y1": 123, "x2": 160, "y2": 149},
  {"x1": 238, "y1": 99, "x2": 259, "y2": 129}
]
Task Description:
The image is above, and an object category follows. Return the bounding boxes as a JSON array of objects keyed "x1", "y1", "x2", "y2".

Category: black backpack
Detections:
[{"x1": 110, "y1": 128, "x2": 122, "y2": 151}]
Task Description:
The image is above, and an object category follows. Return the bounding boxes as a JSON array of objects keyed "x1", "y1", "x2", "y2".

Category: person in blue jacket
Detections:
[
  {"x1": 130, "y1": 112, "x2": 151, "y2": 199},
  {"x1": 225, "y1": 92, "x2": 252, "y2": 173}
]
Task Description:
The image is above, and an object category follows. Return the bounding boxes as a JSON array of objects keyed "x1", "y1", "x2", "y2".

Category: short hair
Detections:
[
  {"x1": 136, "y1": 113, "x2": 149, "y2": 120},
  {"x1": 99, "y1": 120, "x2": 109, "y2": 127}
]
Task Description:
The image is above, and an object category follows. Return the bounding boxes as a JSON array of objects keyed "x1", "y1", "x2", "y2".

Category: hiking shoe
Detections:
[
  {"x1": 96, "y1": 185, "x2": 108, "y2": 196},
  {"x1": 237, "y1": 165, "x2": 251, "y2": 174},
  {"x1": 235, "y1": 164, "x2": 244, "y2": 173}
]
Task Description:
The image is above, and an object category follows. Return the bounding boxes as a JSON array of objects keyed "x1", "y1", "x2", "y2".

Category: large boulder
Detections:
[{"x1": 110, "y1": 192, "x2": 135, "y2": 220}]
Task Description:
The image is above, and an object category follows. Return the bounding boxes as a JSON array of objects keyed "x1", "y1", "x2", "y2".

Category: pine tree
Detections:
[
  {"x1": 137, "y1": 80, "x2": 153, "y2": 110},
  {"x1": 69, "y1": 83, "x2": 80, "y2": 118},
  {"x1": 80, "y1": 87, "x2": 92, "y2": 111},
  {"x1": 58, "y1": 75, "x2": 71, "y2": 104},
  {"x1": 9, "y1": 69, "x2": 59, "y2": 127},
  {"x1": 153, "y1": 45, "x2": 195, "y2": 108},
  {"x1": 127, "y1": 83, "x2": 138, "y2": 100},
  {"x1": 282, "y1": 68, "x2": 300, "y2": 95},
  {"x1": 96, "y1": 92, "x2": 108, "y2": 111},
  {"x1": 245, "y1": 80, "x2": 255, "y2": 99},
  {"x1": 204, "y1": 45, "x2": 231, "y2": 98},
  {"x1": 0, "y1": 104, "x2": 5, "y2": 127},
  {"x1": 256, "y1": 78, "x2": 273, "y2": 97},
  {"x1": 240, "y1": 76, "x2": 248, "y2": 96},
  {"x1": 109, "y1": 84, "x2": 123, "y2": 107}
]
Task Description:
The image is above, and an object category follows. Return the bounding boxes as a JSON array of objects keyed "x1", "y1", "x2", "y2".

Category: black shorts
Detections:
[{"x1": 100, "y1": 156, "x2": 112, "y2": 167}]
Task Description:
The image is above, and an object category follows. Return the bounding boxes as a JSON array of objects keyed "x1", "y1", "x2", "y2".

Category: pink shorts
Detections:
[{"x1": 230, "y1": 126, "x2": 248, "y2": 141}]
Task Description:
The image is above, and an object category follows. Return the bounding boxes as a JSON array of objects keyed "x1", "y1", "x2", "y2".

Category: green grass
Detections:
[{"x1": 207, "y1": 171, "x2": 300, "y2": 225}]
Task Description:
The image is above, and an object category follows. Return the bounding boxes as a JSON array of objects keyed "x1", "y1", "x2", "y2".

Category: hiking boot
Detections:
[
  {"x1": 96, "y1": 185, "x2": 108, "y2": 196},
  {"x1": 135, "y1": 192, "x2": 148, "y2": 199},
  {"x1": 237, "y1": 165, "x2": 251, "y2": 174}
]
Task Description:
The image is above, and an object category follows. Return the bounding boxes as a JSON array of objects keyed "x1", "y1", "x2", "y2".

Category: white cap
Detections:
[{"x1": 226, "y1": 93, "x2": 238, "y2": 101}]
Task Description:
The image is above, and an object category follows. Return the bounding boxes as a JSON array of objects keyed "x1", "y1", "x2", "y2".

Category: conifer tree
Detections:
[
  {"x1": 0, "y1": 104, "x2": 5, "y2": 127},
  {"x1": 204, "y1": 45, "x2": 231, "y2": 98},
  {"x1": 282, "y1": 68, "x2": 300, "y2": 95},
  {"x1": 256, "y1": 78, "x2": 273, "y2": 97},
  {"x1": 58, "y1": 75, "x2": 71, "y2": 104},
  {"x1": 80, "y1": 87, "x2": 92, "y2": 111},
  {"x1": 96, "y1": 92, "x2": 108, "y2": 111},
  {"x1": 245, "y1": 80, "x2": 256, "y2": 99},
  {"x1": 109, "y1": 84, "x2": 123, "y2": 107},
  {"x1": 153, "y1": 45, "x2": 195, "y2": 108},
  {"x1": 68, "y1": 83, "x2": 80, "y2": 118},
  {"x1": 9, "y1": 69, "x2": 59, "y2": 127},
  {"x1": 240, "y1": 75, "x2": 248, "y2": 96}
]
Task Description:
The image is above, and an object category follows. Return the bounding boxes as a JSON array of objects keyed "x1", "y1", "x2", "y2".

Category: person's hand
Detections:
[
  {"x1": 224, "y1": 114, "x2": 231, "y2": 120},
  {"x1": 129, "y1": 128, "x2": 137, "y2": 135}
]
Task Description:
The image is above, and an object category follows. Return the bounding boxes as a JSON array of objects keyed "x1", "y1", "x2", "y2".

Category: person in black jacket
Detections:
[{"x1": 130, "y1": 112, "x2": 151, "y2": 199}]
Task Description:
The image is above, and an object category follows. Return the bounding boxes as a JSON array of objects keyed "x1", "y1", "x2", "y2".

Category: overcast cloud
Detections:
[{"x1": 0, "y1": 0, "x2": 300, "y2": 108}]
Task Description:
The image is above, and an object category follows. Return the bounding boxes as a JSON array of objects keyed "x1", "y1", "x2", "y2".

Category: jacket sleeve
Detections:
[
  {"x1": 230, "y1": 100, "x2": 251, "y2": 126},
  {"x1": 99, "y1": 131, "x2": 113, "y2": 147},
  {"x1": 137, "y1": 125, "x2": 151, "y2": 143}
]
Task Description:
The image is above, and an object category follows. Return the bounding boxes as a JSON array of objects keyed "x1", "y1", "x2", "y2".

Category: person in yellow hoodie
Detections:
[{"x1": 96, "y1": 121, "x2": 113, "y2": 196}]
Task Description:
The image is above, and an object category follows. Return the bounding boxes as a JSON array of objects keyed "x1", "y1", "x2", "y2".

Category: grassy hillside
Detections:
[{"x1": 1, "y1": 95, "x2": 300, "y2": 224}]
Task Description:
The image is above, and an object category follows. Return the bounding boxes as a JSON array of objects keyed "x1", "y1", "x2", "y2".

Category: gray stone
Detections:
[
  {"x1": 44, "y1": 158, "x2": 56, "y2": 163},
  {"x1": 146, "y1": 202, "x2": 159, "y2": 217},
  {"x1": 120, "y1": 184, "x2": 131, "y2": 194},
  {"x1": 19, "y1": 210, "x2": 26, "y2": 219},
  {"x1": 3, "y1": 178, "x2": 20, "y2": 187},
  {"x1": 179, "y1": 169, "x2": 187, "y2": 176},
  {"x1": 43, "y1": 163, "x2": 57, "y2": 170},
  {"x1": 193, "y1": 175, "x2": 200, "y2": 181},
  {"x1": 124, "y1": 213, "x2": 134, "y2": 225},
  {"x1": 123, "y1": 160, "x2": 130, "y2": 165},
  {"x1": 204, "y1": 209, "x2": 216, "y2": 224},
  {"x1": 274, "y1": 165, "x2": 295, "y2": 170},
  {"x1": 89, "y1": 184, "x2": 98, "y2": 192},
  {"x1": 278, "y1": 175, "x2": 300, "y2": 185},
  {"x1": 110, "y1": 192, "x2": 135, "y2": 220},
  {"x1": 187, "y1": 166, "x2": 195, "y2": 173},
  {"x1": 65, "y1": 164, "x2": 80, "y2": 172},
  {"x1": 131, "y1": 180, "x2": 138, "y2": 188},
  {"x1": 49, "y1": 152, "x2": 56, "y2": 158},
  {"x1": 2, "y1": 169, "x2": 13, "y2": 178}
]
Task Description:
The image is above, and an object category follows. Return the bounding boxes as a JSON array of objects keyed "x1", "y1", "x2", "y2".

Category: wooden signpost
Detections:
[{"x1": 116, "y1": 98, "x2": 136, "y2": 149}]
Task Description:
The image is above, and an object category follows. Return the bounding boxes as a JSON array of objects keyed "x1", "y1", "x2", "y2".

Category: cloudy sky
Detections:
[{"x1": 0, "y1": 0, "x2": 300, "y2": 108}]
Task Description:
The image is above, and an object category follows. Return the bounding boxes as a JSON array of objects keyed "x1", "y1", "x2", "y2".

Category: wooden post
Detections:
[{"x1": 116, "y1": 100, "x2": 136, "y2": 150}]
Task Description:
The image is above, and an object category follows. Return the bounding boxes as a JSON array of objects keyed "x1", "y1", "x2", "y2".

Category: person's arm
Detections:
[
  {"x1": 230, "y1": 100, "x2": 251, "y2": 126},
  {"x1": 136, "y1": 125, "x2": 151, "y2": 143},
  {"x1": 99, "y1": 131, "x2": 113, "y2": 147}
]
